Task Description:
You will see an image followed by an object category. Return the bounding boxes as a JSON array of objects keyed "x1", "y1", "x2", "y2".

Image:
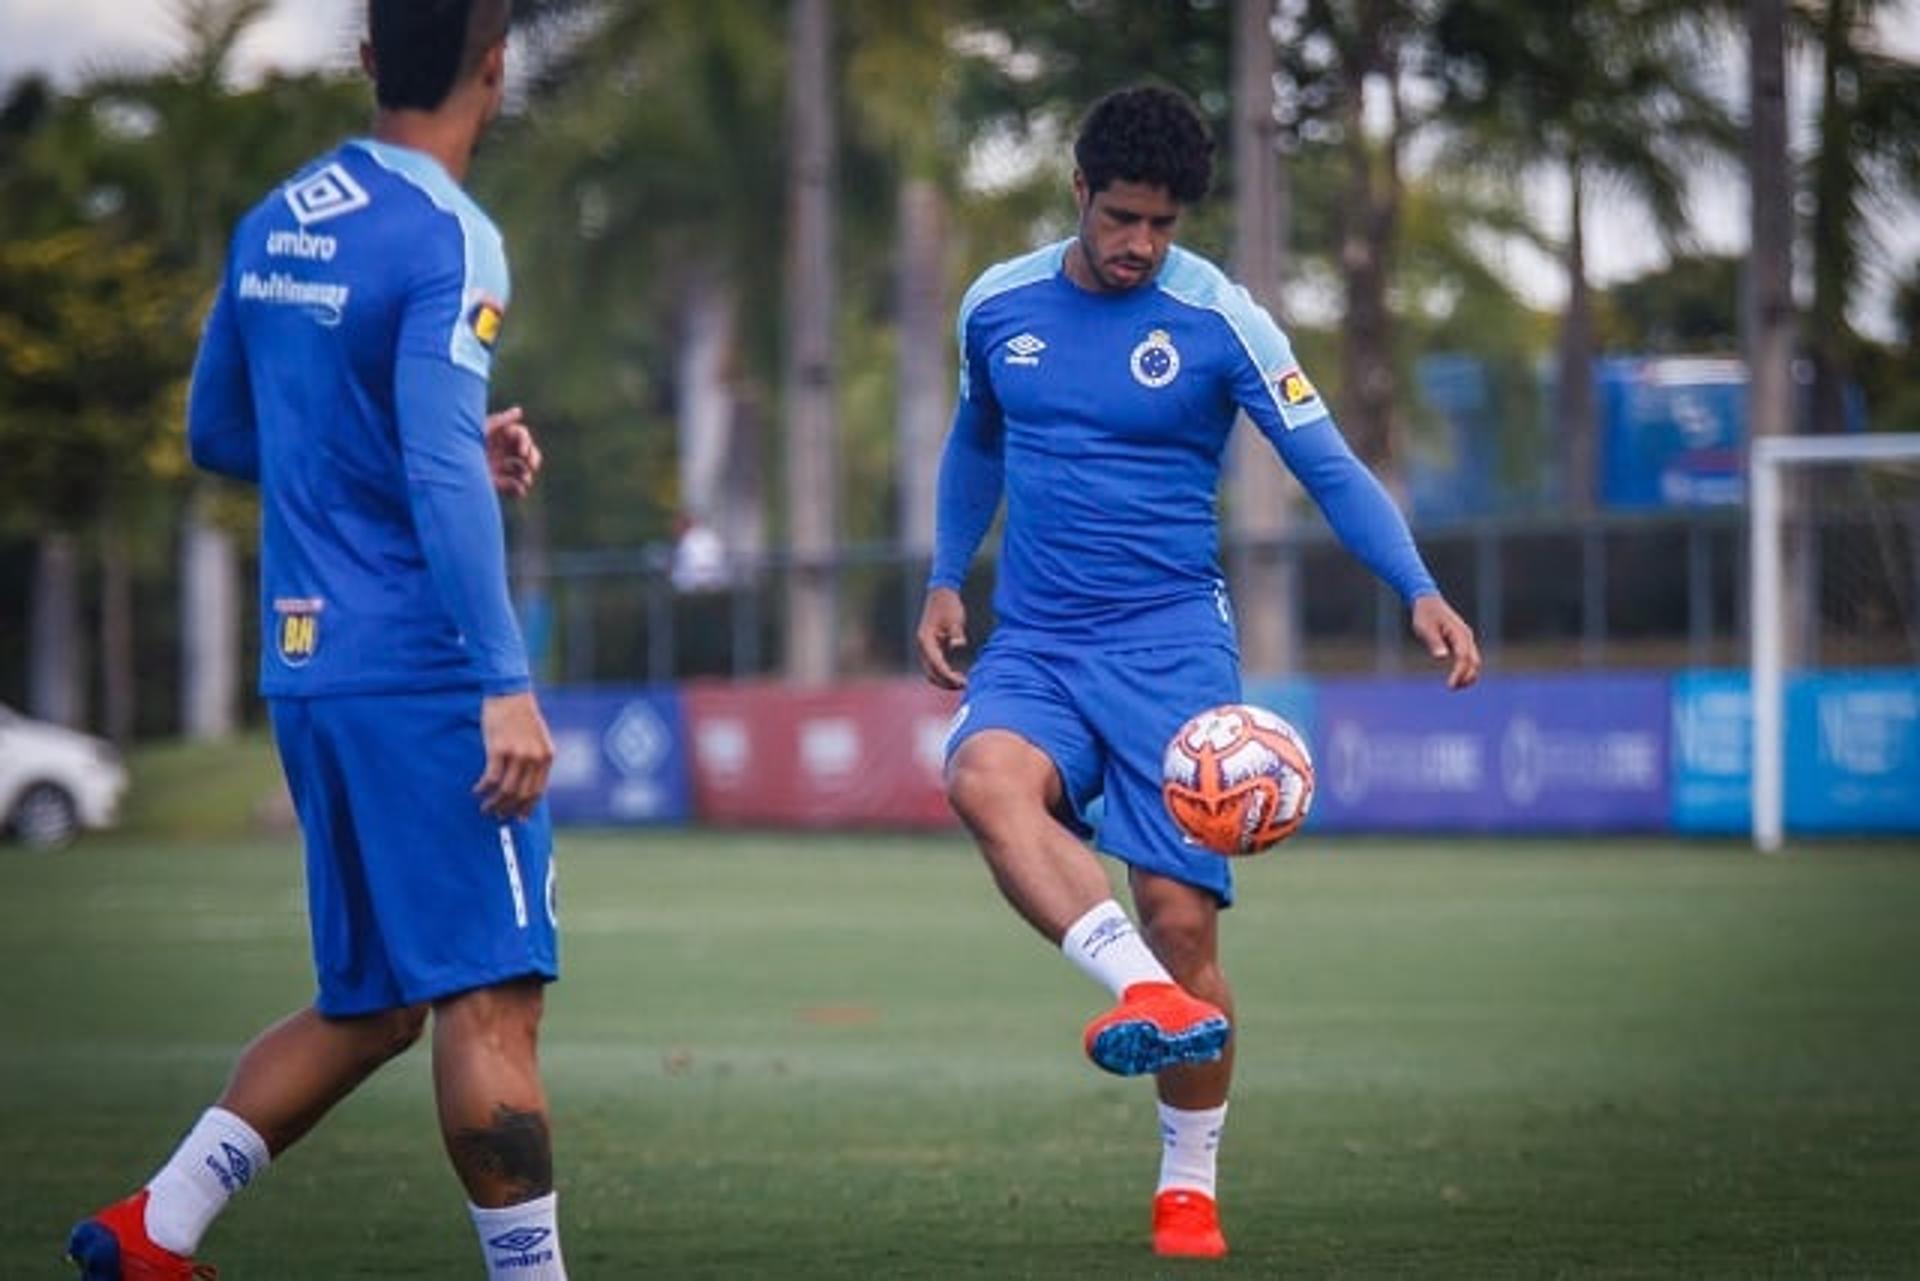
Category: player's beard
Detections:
[{"x1": 1071, "y1": 234, "x2": 1146, "y2": 293}]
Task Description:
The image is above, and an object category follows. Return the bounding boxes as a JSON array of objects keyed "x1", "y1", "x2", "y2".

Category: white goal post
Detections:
[{"x1": 1749, "y1": 432, "x2": 1920, "y2": 852}]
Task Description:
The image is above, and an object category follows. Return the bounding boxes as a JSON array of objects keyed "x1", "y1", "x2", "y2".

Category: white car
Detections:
[{"x1": 0, "y1": 703, "x2": 128, "y2": 848}]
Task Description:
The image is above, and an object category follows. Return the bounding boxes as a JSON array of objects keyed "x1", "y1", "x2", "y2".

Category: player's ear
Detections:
[
  {"x1": 482, "y1": 38, "x2": 506, "y2": 90},
  {"x1": 1071, "y1": 169, "x2": 1090, "y2": 215}
]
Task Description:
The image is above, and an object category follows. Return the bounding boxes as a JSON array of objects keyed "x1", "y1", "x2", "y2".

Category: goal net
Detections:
[{"x1": 1749, "y1": 434, "x2": 1920, "y2": 850}]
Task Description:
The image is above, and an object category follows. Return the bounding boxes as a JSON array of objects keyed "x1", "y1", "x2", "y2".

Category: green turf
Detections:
[{"x1": 5, "y1": 831, "x2": 1918, "y2": 1278}]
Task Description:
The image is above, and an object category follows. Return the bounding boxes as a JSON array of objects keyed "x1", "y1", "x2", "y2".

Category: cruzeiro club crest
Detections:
[{"x1": 1130, "y1": 328, "x2": 1181, "y2": 389}]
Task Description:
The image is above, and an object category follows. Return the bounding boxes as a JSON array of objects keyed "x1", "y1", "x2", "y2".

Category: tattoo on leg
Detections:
[{"x1": 452, "y1": 1105, "x2": 554, "y2": 1200}]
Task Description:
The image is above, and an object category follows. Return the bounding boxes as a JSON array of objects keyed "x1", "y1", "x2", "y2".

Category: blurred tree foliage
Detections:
[{"x1": 6, "y1": 0, "x2": 1920, "y2": 719}]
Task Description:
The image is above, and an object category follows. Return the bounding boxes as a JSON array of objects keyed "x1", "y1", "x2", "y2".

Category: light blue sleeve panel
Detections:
[
  {"x1": 373, "y1": 143, "x2": 528, "y2": 693},
  {"x1": 930, "y1": 257, "x2": 1048, "y2": 590},
  {"x1": 352, "y1": 139, "x2": 511, "y2": 380},
  {"x1": 186, "y1": 275, "x2": 259, "y2": 483},
  {"x1": 952, "y1": 242, "x2": 1065, "y2": 402},
  {"x1": 1160, "y1": 248, "x2": 1437, "y2": 604}
]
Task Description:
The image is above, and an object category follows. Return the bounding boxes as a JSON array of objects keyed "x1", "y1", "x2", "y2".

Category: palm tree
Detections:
[
  {"x1": 1228, "y1": 0, "x2": 1299, "y2": 675},
  {"x1": 1433, "y1": 0, "x2": 1736, "y2": 511},
  {"x1": 1748, "y1": 0, "x2": 1794, "y2": 448},
  {"x1": 783, "y1": 0, "x2": 838, "y2": 682},
  {"x1": 1803, "y1": 0, "x2": 1920, "y2": 435}
]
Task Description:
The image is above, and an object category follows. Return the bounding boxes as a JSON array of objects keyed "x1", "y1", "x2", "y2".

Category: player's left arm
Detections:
[
  {"x1": 1229, "y1": 330, "x2": 1481, "y2": 690},
  {"x1": 395, "y1": 223, "x2": 552, "y2": 815},
  {"x1": 185, "y1": 281, "x2": 259, "y2": 483}
]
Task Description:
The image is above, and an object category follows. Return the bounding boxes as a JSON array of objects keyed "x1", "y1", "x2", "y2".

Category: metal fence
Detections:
[{"x1": 522, "y1": 508, "x2": 1825, "y2": 684}]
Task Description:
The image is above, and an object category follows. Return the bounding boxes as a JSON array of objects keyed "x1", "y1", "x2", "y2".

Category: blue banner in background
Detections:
[
  {"x1": 1240, "y1": 676, "x2": 1319, "y2": 750},
  {"x1": 1671, "y1": 669, "x2": 1920, "y2": 833},
  {"x1": 1788, "y1": 671, "x2": 1920, "y2": 832},
  {"x1": 1671, "y1": 672, "x2": 1752, "y2": 833},
  {"x1": 1313, "y1": 675, "x2": 1670, "y2": 832},
  {"x1": 541, "y1": 687, "x2": 691, "y2": 825}
]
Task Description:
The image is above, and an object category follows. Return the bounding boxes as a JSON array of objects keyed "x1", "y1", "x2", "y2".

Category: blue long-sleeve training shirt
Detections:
[
  {"x1": 931, "y1": 240, "x2": 1437, "y2": 650},
  {"x1": 188, "y1": 138, "x2": 528, "y2": 697}
]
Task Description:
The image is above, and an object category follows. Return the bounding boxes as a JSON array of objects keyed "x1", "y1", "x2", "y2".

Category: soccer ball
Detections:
[{"x1": 1161, "y1": 703, "x2": 1314, "y2": 856}]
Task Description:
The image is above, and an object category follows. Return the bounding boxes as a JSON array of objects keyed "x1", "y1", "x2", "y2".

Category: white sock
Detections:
[
  {"x1": 1157, "y1": 1101, "x2": 1228, "y2": 1198},
  {"x1": 472, "y1": 1192, "x2": 567, "y2": 1281},
  {"x1": 143, "y1": 1106, "x2": 271, "y2": 1255},
  {"x1": 1061, "y1": 899, "x2": 1172, "y2": 997}
]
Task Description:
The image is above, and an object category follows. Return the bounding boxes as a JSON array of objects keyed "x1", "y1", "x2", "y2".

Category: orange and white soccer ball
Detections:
[{"x1": 1161, "y1": 703, "x2": 1315, "y2": 856}]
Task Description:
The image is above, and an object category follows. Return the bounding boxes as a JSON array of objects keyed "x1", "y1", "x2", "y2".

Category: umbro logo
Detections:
[
  {"x1": 204, "y1": 1142, "x2": 254, "y2": 1194},
  {"x1": 487, "y1": 1227, "x2": 553, "y2": 1254},
  {"x1": 1004, "y1": 333, "x2": 1046, "y2": 366},
  {"x1": 284, "y1": 163, "x2": 370, "y2": 227}
]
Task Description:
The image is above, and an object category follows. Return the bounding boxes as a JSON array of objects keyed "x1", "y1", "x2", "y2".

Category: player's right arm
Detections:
[
  {"x1": 395, "y1": 226, "x2": 552, "y2": 817},
  {"x1": 186, "y1": 281, "x2": 259, "y2": 483},
  {"x1": 917, "y1": 309, "x2": 1006, "y2": 689}
]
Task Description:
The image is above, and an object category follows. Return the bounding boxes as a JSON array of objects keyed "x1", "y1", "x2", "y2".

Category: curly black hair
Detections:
[{"x1": 1073, "y1": 85, "x2": 1215, "y2": 205}]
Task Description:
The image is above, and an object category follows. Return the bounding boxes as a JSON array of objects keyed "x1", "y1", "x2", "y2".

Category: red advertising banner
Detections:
[{"x1": 682, "y1": 679, "x2": 962, "y2": 827}]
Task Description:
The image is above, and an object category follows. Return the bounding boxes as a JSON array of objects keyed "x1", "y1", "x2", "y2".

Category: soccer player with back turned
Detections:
[
  {"x1": 67, "y1": 3, "x2": 568, "y2": 1278},
  {"x1": 917, "y1": 86, "x2": 1481, "y2": 1259}
]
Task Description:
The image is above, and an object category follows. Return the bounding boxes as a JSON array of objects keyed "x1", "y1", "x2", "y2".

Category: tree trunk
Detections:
[
  {"x1": 28, "y1": 532, "x2": 84, "y2": 728},
  {"x1": 1557, "y1": 162, "x2": 1597, "y2": 512},
  {"x1": 1808, "y1": 0, "x2": 1855, "y2": 435},
  {"x1": 1228, "y1": 0, "x2": 1298, "y2": 676},
  {"x1": 895, "y1": 176, "x2": 948, "y2": 563},
  {"x1": 180, "y1": 486, "x2": 240, "y2": 740},
  {"x1": 782, "y1": 0, "x2": 838, "y2": 683},
  {"x1": 1337, "y1": 9, "x2": 1401, "y2": 482},
  {"x1": 1746, "y1": 0, "x2": 1794, "y2": 448},
  {"x1": 100, "y1": 529, "x2": 135, "y2": 748},
  {"x1": 1750, "y1": 0, "x2": 1809, "y2": 667},
  {"x1": 677, "y1": 265, "x2": 739, "y2": 528}
]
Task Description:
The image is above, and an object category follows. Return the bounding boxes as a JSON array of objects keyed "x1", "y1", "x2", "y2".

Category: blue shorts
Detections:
[
  {"x1": 946, "y1": 640, "x2": 1242, "y2": 904},
  {"x1": 270, "y1": 689, "x2": 559, "y2": 1017}
]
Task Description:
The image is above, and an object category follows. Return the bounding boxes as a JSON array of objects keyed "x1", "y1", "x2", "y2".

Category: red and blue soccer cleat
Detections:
[
  {"x1": 1081, "y1": 981, "x2": 1231, "y2": 1077},
  {"x1": 1153, "y1": 1188, "x2": 1229, "y2": 1258},
  {"x1": 67, "y1": 1191, "x2": 216, "y2": 1281}
]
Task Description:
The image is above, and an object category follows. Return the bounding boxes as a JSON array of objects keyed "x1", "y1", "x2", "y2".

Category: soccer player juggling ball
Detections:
[
  {"x1": 68, "y1": 4, "x2": 568, "y2": 1279},
  {"x1": 916, "y1": 86, "x2": 1480, "y2": 1259}
]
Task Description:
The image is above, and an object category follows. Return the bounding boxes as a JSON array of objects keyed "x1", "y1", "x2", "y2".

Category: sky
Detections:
[{"x1": 2, "y1": 0, "x2": 1917, "y2": 336}]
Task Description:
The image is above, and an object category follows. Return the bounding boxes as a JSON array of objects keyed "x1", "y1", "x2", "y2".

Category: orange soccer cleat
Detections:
[
  {"x1": 1153, "y1": 1188, "x2": 1229, "y2": 1258},
  {"x1": 1081, "y1": 981, "x2": 1230, "y2": 1077},
  {"x1": 67, "y1": 1191, "x2": 217, "y2": 1281}
]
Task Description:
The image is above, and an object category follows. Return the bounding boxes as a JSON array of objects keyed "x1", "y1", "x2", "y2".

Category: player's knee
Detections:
[
  {"x1": 945, "y1": 757, "x2": 1023, "y2": 829},
  {"x1": 348, "y1": 1003, "x2": 428, "y2": 1067},
  {"x1": 436, "y1": 979, "x2": 545, "y2": 1050}
]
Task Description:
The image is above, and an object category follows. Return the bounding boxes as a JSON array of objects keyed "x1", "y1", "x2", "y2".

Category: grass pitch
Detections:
[{"x1": 4, "y1": 831, "x2": 1918, "y2": 1278}]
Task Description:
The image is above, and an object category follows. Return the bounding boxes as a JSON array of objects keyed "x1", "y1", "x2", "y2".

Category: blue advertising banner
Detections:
[
  {"x1": 1790, "y1": 671, "x2": 1920, "y2": 832},
  {"x1": 1671, "y1": 669, "x2": 1920, "y2": 833},
  {"x1": 541, "y1": 687, "x2": 691, "y2": 826},
  {"x1": 1314, "y1": 676, "x2": 1669, "y2": 832},
  {"x1": 1598, "y1": 357, "x2": 1747, "y2": 510},
  {"x1": 1670, "y1": 671, "x2": 1751, "y2": 832},
  {"x1": 1240, "y1": 676, "x2": 1318, "y2": 749}
]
